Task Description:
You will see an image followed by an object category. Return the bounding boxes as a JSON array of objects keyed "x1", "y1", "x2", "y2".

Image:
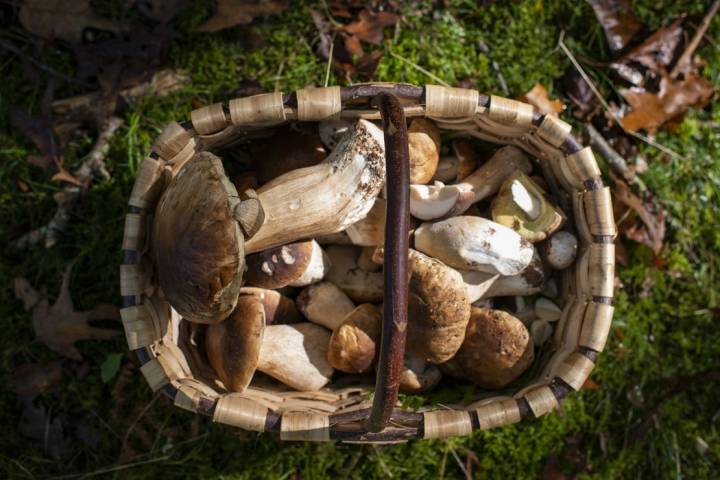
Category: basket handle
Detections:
[{"x1": 366, "y1": 93, "x2": 411, "y2": 433}]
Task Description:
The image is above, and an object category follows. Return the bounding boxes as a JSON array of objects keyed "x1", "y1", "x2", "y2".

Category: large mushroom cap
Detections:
[
  {"x1": 205, "y1": 293, "x2": 265, "y2": 392},
  {"x1": 153, "y1": 152, "x2": 244, "y2": 324}
]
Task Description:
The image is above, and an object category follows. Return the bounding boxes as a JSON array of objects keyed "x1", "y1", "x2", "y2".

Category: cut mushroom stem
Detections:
[
  {"x1": 415, "y1": 216, "x2": 534, "y2": 275},
  {"x1": 491, "y1": 172, "x2": 565, "y2": 242},
  {"x1": 240, "y1": 287, "x2": 301, "y2": 324},
  {"x1": 410, "y1": 146, "x2": 532, "y2": 220},
  {"x1": 459, "y1": 252, "x2": 546, "y2": 301},
  {"x1": 296, "y1": 281, "x2": 356, "y2": 331},
  {"x1": 245, "y1": 240, "x2": 330, "y2": 289},
  {"x1": 206, "y1": 293, "x2": 334, "y2": 392},
  {"x1": 245, "y1": 119, "x2": 386, "y2": 253},
  {"x1": 542, "y1": 230, "x2": 578, "y2": 270},
  {"x1": 325, "y1": 245, "x2": 384, "y2": 302},
  {"x1": 327, "y1": 304, "x2": 382, "y2": 373},
  {"x1": 346, "y1": 198, "x2": 386, "y2": 246},
  {"x1": 399, "y1": 355, "x2": 442, "y2": 393}
]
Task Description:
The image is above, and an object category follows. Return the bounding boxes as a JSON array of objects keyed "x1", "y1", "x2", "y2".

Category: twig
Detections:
[
  {"x1": 477, "y1": 41, "x2": 509, "y2": 95},
  {"x1": 324, "y1": 32, "x2": 335, "y2": 87},
  {"x1": 585, "y1": 124, "x2": 638, "y2": 185},
  {"x1": 11, "y1": 117, "x2": 123, "y2": 250},
  {"x1": 557, "y1": 35, "x2": 685, "y2": 160},
  {"x1": 388, "y1": 50, "x2": 449, "y2": 86},
  {"x1": 670, "y1": 0, "x2": 720, "y2": 78}
]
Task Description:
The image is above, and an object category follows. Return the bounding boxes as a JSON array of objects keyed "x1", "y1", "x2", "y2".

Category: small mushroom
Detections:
[
  {"x1": 327, "y1": 304, "x2": 382, "y2": 373},
  {"x1": 244, "y1": 119, "x2": 386, "y2": 253},
  {"x1": 415, "y1": 216, "x2": 535, "y2": 275},
  {"x1": 296, "y1": 281, "x2": 356, "y2": 330},
  {"x1": 245, "y1": 240, "x2": 330, "y2": 289},
  {"x1": 459, "y1": 252, "x2": 546, "y2": 301},
  {"x1": 542, "y1": 231, "x2": 578, "y2": 270},
  {"x1": 399, "y1": 355, "x2": 442, "y2": 393},
  {"x1": 452, "y1": 138, "x2": 477, "y2": 181},
  {"x1": 491, "y1": 171, "x2": 565, "y2": 242},
  {"x1": 325, "y1": 245, "x2": 384, "y2": 303},
  {"x1": 410, "y1": 146, "x2": 532, "y2": 220},
  {"x1": 441, "y1": 307, "x2": 534, "y2": 389},
  {"x1": 318, "y1": 119, "x2": 352, "y2": 149},
  {"x1": 407, "y1": 118, "x2": 441, "y2": 184},
  {"x1": 240, "y1": 287, "x2": 301, "y2": 324},
  {"x1": 346, "y1": 198, "x2": 386, "y2": 247},
  {"x1": 530, "y1": 319, "x2": 553, "y2": 346},
  {"x1": 374, "y1": 248, "x2": 471, "y2": 363},
  {"x1": 432, "y1": 156, "x2": 459, "y2": 183},
  {"x1": 255, "y1": 128, "x2": 326, "y2": 184},
  {"x1": 206, "y1": 293, "x2": 333, "y2": 392},
  {"x1": 534, "y1": 297, "x2": 562, "y2": 322}
]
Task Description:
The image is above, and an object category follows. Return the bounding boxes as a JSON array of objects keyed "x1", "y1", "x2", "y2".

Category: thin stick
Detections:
[
  {"x1": 557, "y1": 36, "x2": 684, "y2": 160},
  {"x1": 585, "y1": 123, "x2": 636, "y2": 184},
  {"x1": 324, "y1": 32, "x2": 335, "y2": 87},
  {"x1": 477, "y1": 41, "x2": 509, "y2": 95},
  {"x1": 388, "y1": 50, "x2": 450, "y2": 87},
  {"x1": 670, "y1": 0, "x2": 720, "y2": 78}
]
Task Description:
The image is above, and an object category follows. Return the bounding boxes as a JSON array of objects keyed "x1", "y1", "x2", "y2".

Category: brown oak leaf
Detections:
[
  {"x1": 518, "y1": 83, "x2": 565, "y2": 115},
  {"x1": 197, "y1": 0, "x2": 288, "y2": 33}
]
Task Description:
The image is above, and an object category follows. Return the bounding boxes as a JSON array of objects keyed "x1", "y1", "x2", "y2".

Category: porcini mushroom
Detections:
[
  {"x1": 244, "y1": 119, "x2": 386, "y2": 253},
  {"x1": 407, "y1": 118, "x2": 441, "y2": 184},
  {"x1": 240, "y1": 287, "x2": 301, "y2": 324},
  {"x1": 373, "y1": 248, "x2": 471, "y2": 363},
  {"x1": 399, "y1": 355, "x2": 442, "y2": 393},
  {"x1": 255, "y1": 128, "x2": 326, "y2": 184},
  {"x1": 327, "y1": 304, "x2": 382, "y2": 373},
  {"x1": 452, "y1": 138, "x2": 477, "y2": 181},
  {"x1": 325, "y1": 245, "x2": 383, "y2": 303},
  {"x1": 534, "y1": 297, "x2": 562, "y2": 322},
  {"x1": 296, "y1": 281, "x2": 356, "y2": 330},
  {"x1": 530, "y1": 319, "x2": 553, "y2": 346},
  {"x1": 542, "y1": 230, "x2": 578, "y2": 270},
  {"x1": 346, "y1": 198, "x2": 386, "y2": 247},
  {"x1": 491, "y1": 171, "x2": 565, "y2": 242},
  {"x1": 153, "y1": 152, "x2": 245, "y2": 324},
  {"x1": 432, "y1": 156, "x2": 459, "y2": 183},
  {"x1": 410, "y1": 146, "x2": 532, "y2": 220},
  {"x1": 414, "y1": 216, "x2": 534, "y2": 276},
  {"x1": 441, "y1": 307, "x2": 534, "y2": 389},
  {"x1": 206, "y1": 293, "x2": 333, "y2": 392},
  {"x1": 245, "y1": 240, "x2": 330, "y2": 289},
  {"x1": 459, "y1": 252, "x2": 546, "y2": 301}
]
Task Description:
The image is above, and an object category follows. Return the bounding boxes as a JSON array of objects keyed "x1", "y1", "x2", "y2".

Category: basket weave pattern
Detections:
[{"x1": 120, "y1": 84, "x2": 615, "y2": 443}]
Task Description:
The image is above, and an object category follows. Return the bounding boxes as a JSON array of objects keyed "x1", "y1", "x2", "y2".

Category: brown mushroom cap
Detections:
[
  {"x1": 399, "y1": 356, "x2": 442, "y2": 393},
  {"x1": 327, "y1": 304, "x2": 381, "y2": 373},
  {"x1": 205, "y1": 293, "x2": 265, "y2": 392},
  {"x1": 406, "y1": 249, "x2": 471, "y2": 364},
  {"x1": 408, "y1": 118, "x2": 441, "y2": 184},
  {"x1": 441, "y1": 307, "x2": 534, "y2": 389},
  {"x1": 245, "y1": 240, "x2": 328, "y2": 289},
  {"x1": 255, "y1": 128, "x2": 326, "y2": 184},
  {"x1": 240, "y1": 287, "x2": 301, "y2": 324},
  {"x1": 153, "y1": 152, "x2": 244, "y2": 324}
]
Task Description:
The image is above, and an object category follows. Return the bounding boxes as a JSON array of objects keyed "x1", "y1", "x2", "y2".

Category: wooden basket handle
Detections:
[{"x1": 366, "y1": 93, "x2": 410, "y2": 432}]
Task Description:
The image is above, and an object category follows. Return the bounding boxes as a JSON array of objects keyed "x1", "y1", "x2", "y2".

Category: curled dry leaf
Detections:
[
  {"x1": 518, "y1": 83, "x2": 565, "y2": 116},
  {"x1": 14, "y1": 264, "x2": 119, "y2": 360},
  {"x1": 612, "y1": 174, "x2": 666, "y2": 255},
  {"x1": 197, "y1": 0, "x2": 289, "y2": 33},
  {"x1": 589, "y1": 0, "x2": 643, "y2": 53},
  {"x1": 19, "y1": 0, "x2": 121, "y2": 43}
]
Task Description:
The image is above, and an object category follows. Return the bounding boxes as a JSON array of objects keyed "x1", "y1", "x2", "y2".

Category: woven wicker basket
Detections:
[{"x1": 120, "y1": 83, "x2": 615, "y2": 443}]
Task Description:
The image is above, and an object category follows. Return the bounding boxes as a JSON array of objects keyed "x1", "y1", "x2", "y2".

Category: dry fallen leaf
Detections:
[
  {"x1": 518, "y1": 83, "x2": 565, "y2": 115},
  {"x1": 612, "y1": 174, "x2": 666, "y2": 255},
  {"x1": 19, "y1": 402, "x2": 73, "y2": 460},
  {"x1": 589, "y1": 0, "x2": 643, "y2": 53},
  {"x1": 341, "y1": 9, "x2": 399, "y2": 45},
  {"x1": 14, "y1": 264, "x2": 119, "y2": 361},
  {"x1": 19, "y1": 0, "x2": 121, "y2": 43},
  {"x1": 11, "y1": 361, "x2": 63, "y2": 399},
  {"x1": 197, "y1": 0, "x2": 288, "y2": 33}
]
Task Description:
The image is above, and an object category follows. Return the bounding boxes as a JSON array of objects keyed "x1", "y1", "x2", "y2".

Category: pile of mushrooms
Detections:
[{"x1": 152, "y1": 117, "x2": 578, "y2": 396}]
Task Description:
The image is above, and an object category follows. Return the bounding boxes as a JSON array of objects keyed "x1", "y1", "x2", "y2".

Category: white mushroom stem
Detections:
[
  {"x1": 542, "y1": 230, "x2": 578, "y2": 270},
  {"x1": 346, "y1": 198, "x2": 386, "y2": 246},
  {"x1": 296, "y1": 281, "x2": 356, "y2": 330},
  {"x1": 459, "y1": 253, "x2": 546, "y2": 301},
  {"x1": 257, "y1": 323, "x2": 334, "y2": 391},
  {"x1": 414, "y1": 216, "x2": 534, "y2": 275},
  {"x1": 245, "y1": 119, "x2": 385, "y2": 253},
  {"x1": 410, "y1": 146, "x2": 532, "y2": 220},
  {"x1": 325, "y1": 245, "x2": 384, "y2": 302}
]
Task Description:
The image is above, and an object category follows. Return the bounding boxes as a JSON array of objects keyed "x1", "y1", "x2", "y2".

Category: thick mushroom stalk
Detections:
[
  {"x1": 415, "y1": 216, "x2": 534, "y2": 276},
  {"x1": 373, "y1": 248, "x2": 471, "y2": 363},
  {"x1": 244, "y1": 119, "x2": 386, "y2": 253},
  {"x1": 245, "y1": 240, "x2": 330, "y2": 289},
  {"x1": 410, "y1": 146, "x2": 531, "y2": 220},
  {"x1": 441, "y1": 307, "x2": 534, "y2": 389},
  {"x1": 296, "y1": 281, "x2": 356, "y2": 330},
  {"x1": 325, "y1": 245, "x2": 383, "y2": 302},
  {"x1": 346, "y1": 198, "x2": 386, "y2": 246},
  {"x1": 459, "y1": 252, "x2": 546, "y2": 301},
  {"x1": 491, "y1": 172, "x2": 565, "y2": 242},
  {"x1": 206, "y1": 293, "x2": 333, "y2": 392}
]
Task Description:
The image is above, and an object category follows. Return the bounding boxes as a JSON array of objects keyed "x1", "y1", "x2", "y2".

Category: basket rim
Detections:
[{"x1": 120, "y1": 83, "x2": 616, "y2": 443}]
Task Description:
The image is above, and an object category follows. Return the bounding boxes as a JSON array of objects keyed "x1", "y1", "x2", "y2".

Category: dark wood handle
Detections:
[{"x1": 366, "y1": 93, "x2": 410, "y2": 433}]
